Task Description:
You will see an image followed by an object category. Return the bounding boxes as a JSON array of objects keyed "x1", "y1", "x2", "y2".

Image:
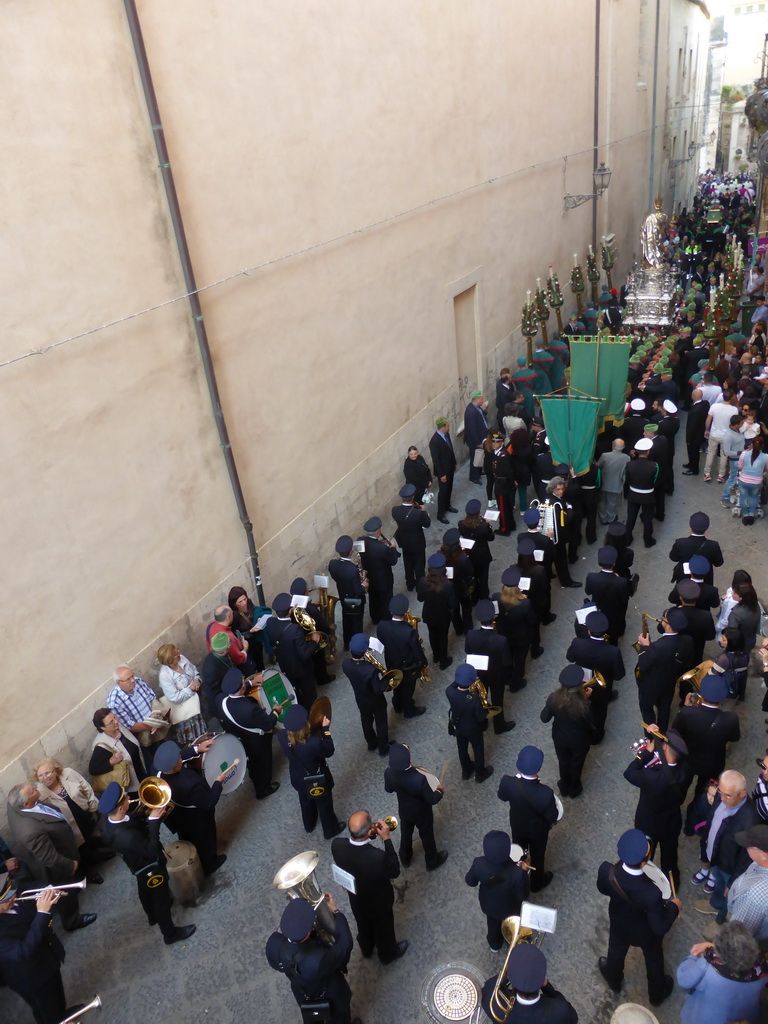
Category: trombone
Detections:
[
  {"x1": 488, "y1": 916, "x2": 537, "y2": 1023},
  {"x1": 364, "y1": 651, "x2": 403, "y2": 689},
  {"x1": 15, "y1": 879, "x2": 87, "y2": 902}
]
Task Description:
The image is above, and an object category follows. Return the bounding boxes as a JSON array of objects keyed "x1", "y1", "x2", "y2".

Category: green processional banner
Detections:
[
  {"x1": 569, "y1": 337, "x2": 631, "y2": 424},
  {"x1": 540, "y1": 395, "x2": 603, "y2": 476}
]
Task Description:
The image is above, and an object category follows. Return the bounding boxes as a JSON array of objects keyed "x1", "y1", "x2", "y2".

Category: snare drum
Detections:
[
  {"x1": 203, "y1": 734, "x2": 247, "y2": 794},
  {"x1": 642, "y1": 860, "x2": 672, "y2": 900}
]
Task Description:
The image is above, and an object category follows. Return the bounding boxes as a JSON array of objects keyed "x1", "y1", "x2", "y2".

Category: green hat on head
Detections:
[
  {"x1": 470, "y1": 390, "x2": 483, "y2": 399},
  {"x1": 435, "y1": 416, "x2": 449, "y2": 428},
  {"x1": 644, "y1": 423, "x2": 658, "y2": 433},
  {"x1": 210, "y1": 631, "x2": 231, "y2": 653}
]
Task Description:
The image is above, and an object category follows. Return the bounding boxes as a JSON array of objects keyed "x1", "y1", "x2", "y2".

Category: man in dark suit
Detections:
[
  {"x1": 266, "y1": 895, "x2": 361, "y2": 1024},
  {"x1": 667, "y1": 555, "x2": 720, "y2": 610},
  {"x1": 682, "y1": 389, "x2": 710, "y2": 475},
  {"x1": 429, "y1": 416, "x2": 458, "y2": 523},
  {"x1": 481, "y1": 944, "x2": 578, "y2": 1024},
  {"x1": 290, "y1": 577, "x2": 336, "y2": 687},
  {"x1": 521, "y1": 507, "x2": 556, "y2": 580},
  {"x1": 99, "y1": 782, "x2": 195, "y2": 946},
  {"x1": 0, "y1": 880, "x2": 70, "y2": 1024},
  {"x1": 342, "y1": 633, "x2": 390, "y2": 756},
  {"x1": 359, "y1": 516, "x2": 400, "y2": 625},
  {"x1": 694, "y1": 770, "x2": 760, "y2": 924},
  {"x1": 596, "y1": 828, "x2": 680, "y2": 1007},
  {"x1": 6, "y1": 785, "x2": 96, "y2": 934},
  {"x1": 391, "y1": 484, "x2": 430, "y2": 591},
  {"x1": 566, "y1": 610, "x2": 625, "y2": 741},
  {"x1": 664, "y1": 580, "x2": 716, "y2": 666},
  {"x1": 497, "y1": 746, "x2": 559, "y2": 891},
  {"x1": 154, "y1": 739, "x2": 227, "y2": 876},
  {"x1": 495, "y1": 368, "x2": 515, "y2": 430},
  {"x1": 263, "y1": 592, "x2": 294, "y2": 655},
  {"x1": 329, "y1": 535, "x2": 367, "y2": 650},
  {"x1": 619, "y1": 398, "x2": 650, "y2": 449},
  {"x1": 668, "y1": 511, "x2": 723, "y2": 585},
  {"x1": 216, "y1": 670, "x2": 280, "y2": 799},
  {"x1": 384, "y1": 743, "x2": 447, "y2": 871},
  {"x1": 446, "y1": 663, "x2": 493, "y2": 783},
  {"x1": 465, "y1": 829, "x2": 530, "y2": 952},
  {"x1": 275, "y1": 610, "x2": 322, "y2": 711},
  {"x1": 585, "y1": 545, "x2": 630, "y2": 645},
  {"x1": 464, "y1": 391, "x2": 489, "y2": 483},
  {"x1": 633, "y1": 607, "x2": 693, "y2": 733},
  {"x1": 624, "y1": 728, "x2": 692, "y2": 889},
  {"x1": 201, "y1": 632, "x2": 246, "y2": 720},
  {"x1": 464, "y1": 598, "x2": 517, "y2": 736},
  {"x1": 331, "y1": 810, "x2": 407, "y2": 965},
  {"x1": 657, "y1": 399, "x2": 680, "y2": 493},
  {"x1": 376, "y1": 594, "x2": 427, "y2": 718}
]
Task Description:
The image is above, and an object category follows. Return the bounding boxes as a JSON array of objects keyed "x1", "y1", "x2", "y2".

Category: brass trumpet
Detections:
[
  {"x1": 469, "y1": 678, "x2": 502, "y2": 718},
  {"x1": 488, "y1": 915, "x2": 537, "y2": 1023},
  {"x1": 368, "y1": 815, "x2": 398, "y2": 838},
  {"x1": 292, "y1": 606, "x2": 329, "y2": 649},
  {"x1": 364, "y1": 651, "x2": 403, "y2": 689},
  {"x1": 15, "y1": 879, "x2": 87, "y2": 902}
]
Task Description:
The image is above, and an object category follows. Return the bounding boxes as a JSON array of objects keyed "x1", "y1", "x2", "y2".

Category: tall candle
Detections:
[
  {"x1": 573, "y1": 254, "x2": 578, "y2": 267},
  {"x1": 549, "y1": 265, "x2": 555, "y2": 282},
  {"x1": 588, "y1": 244, "x2": 593, "y2": 256},
  {"x1": 537, "y1": 277, "x2": 541, "y2": 290},
  {"x1": 527, "y1": 290, "x2": 531, "y2": 303}
]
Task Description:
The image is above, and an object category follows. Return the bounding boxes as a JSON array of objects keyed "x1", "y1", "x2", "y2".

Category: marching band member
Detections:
[
  {"x1": 543, "y1": 477, "x2": 581, "y2": 588},
  {"x1": 445, "y1": 664, "x2": 494, "y2": 784},
  {"x1": 584, "y1": 545, "x2": 630, "y2": 645},
  {"x1": 458, "y1": 498, "x2": 495, "y2": 602},
  {"x1": 517, "y1": 534, "x2": 555, "y2": 629},
  {"x1": 383, "y1": 743, "x2": 447, "y2": 871},
  {"x1": 359, "y1": 516, "x2": 400, "y2": 625},
  {"x1": 497, "y1": 746, "x2": 558, "y2": 892},
  {"x1": 440, "y1": 528, "x2": 475, "y2": 636},
  {"x1": 465, "y1": 598, "x2": 517, "y2": 734},
  {"x1": 625, "y1": 437, "x2": 659, "y2": 549},
  {"x1": 663, "y1": 580, "x2": 716, "y2": 667},
  {"x1": 481, "y1": 944, "x2": 578, "y2": 1024},
  {"x1": 329, "y1": 536, "x2": 367, "y2": 650},
  {"x1": 99, "y1": 782, "x2": 196, "y2": 946},
  {"x1": 624, "y1": 727, "x2": 691, "y2": 889},
  {"x1": 668, "y1": 511, "x2": 723, "y2": 585},
  {"x1": 153, "y1": 738, "x2": 228, "y2": 875},
  {"x1": 216, "y1": 670, "x2": 281, "y2": 800},
  {"x1": 278, "y1": 704, "x2": 345, "y2": 840},
  {"x1": 465, "y1": 830, "x2": 530, "y2": 953},
  {"x1": 342, "y1": 633, "x2": 391, "y2": 757},
  {"x1": 521, "y1": 507, "x2": 556, "y2": 581},
  {"x1": 391, "y1": 483, "x2": 430, "y2": 591},
  {"x1": 376, "y1": 594, "x2": 427, "y2": 718},
  {"x1": 289, "y1": 577, "x2": 336, "y2": 686},
  {"x1": 565, "y1": 610, "x2": 624, "y2": 743},
  {"x1": 634, "y1": 607, "x2": 692, "y2": 733},
  {"x1": 266, "y1": 896, "x2": 361, "y2": 1024},
  {"x1": 416, "y1": 553, "x2": 457, "y2": 671},
  {"x1": 274, "y1": 597, "x2": 322, "y2": 710},
  {"x1": 596, "y1": 829, "x2": 680, "y2": 1007},
  {"x1": 540, "y1": 665, "x2": 598, "y2": 799}
]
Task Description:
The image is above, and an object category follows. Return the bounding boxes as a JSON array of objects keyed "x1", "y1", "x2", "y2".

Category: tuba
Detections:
[
  {"x1": 364, "y1": 651, "x2": 403, "y2": 690},
  {"x1": 273, "y1": 851, "x2": 337, "y2": 945},
  {"x1": 313, "y1": 584, "x2": 338, "y2": 663},
  {"x1": 292, "y1": 606, "x2": 329, "y2": 649},
  {"x1": 488, "y1": 916, "x2": 537, "y2": 1023},
  {"x1": 677, "y1": 659, "x2": 715, "y2": 705},
  {"x1": 469, "y1": 679, "x2": 502, "y2": 718}
]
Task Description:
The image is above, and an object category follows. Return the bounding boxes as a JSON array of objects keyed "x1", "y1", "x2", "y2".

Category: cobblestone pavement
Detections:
[{"x1": 3, "y1": 438, "x2": 765, "y2": 1024}]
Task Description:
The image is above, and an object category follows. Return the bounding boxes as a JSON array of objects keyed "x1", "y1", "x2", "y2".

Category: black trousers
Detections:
[
  {"x1": 426, "y1": 624, "x2": 450, "y2": 665},
  {"x1": 648, "y1": 827, "x2": 682, "y2": 891},
  {"x1": 137, "y1": 866, "x2": 176, "y2": 939},
  {"x1": 357, "y1": 698, "x2": 389, "y2": 754},
  {"x1": 391, "y1": 668, "x2": 419, "y2": 715},
  {"x1": 437, "y1": 473, "x2": 454, "y2": 516},
  {"x1": 485, "y1": 915, "x2": 507, "y2": 951},
  {"x1": 349, "y1": 895, "x2": 397, "y2": 962},
  {"x1": 487, "y1": 676, "x2": 512, "y2": 733},
  {"x1": 509, "y1": 642, "x2": 530, "y2": 690},
  {"x1": 626, "y1": 501, "x2": 654, "y2": 544},
  {"x1": 654, "y1": 487, "x2": 666, "y2": 520},
  {"x1": 685, "y1": 439, "x2": 702, "y2": 474},
  {"x1": 510, "y1": 827, "x2": 549, "y2": 883},
  {"x1": 473, "y1": 564, "x2": 490, "y2": 602},
  {"x1": 402, "y1": 549, "x2": 425, "y2": 590},
  {"x1": 451, "y1": 598, "x2": 474, "y2": 636},
  {"x1": 582, "y1": 499, "x2": 598, "y2": 544},
  {"x1": 176, "y1": 811, "x2": 219, "y2": 875},
  {"x1": 296, "y1": 783, "x2": 340, "y2": 839},
  {"x1": 602, "y1": 928, "x2": 667, "y2": 1004},
  {"x1": 399, "y1": 814, "x2": 438, "y2": 867},
  {"x1": 553, "y1": 544, "x2": 575, "y2": 585},
  {"x1": 368, "y1": 585, "x2": 392, "y2": 626},
  {"x1": 293, "y1": 672, "x2": 318, "y2": 712},
  {"x1": 590, "y1": 686, "x2": 610, "y2": 740},
  {"x1": 638, "y1": 683, "x2": 675, "y2": 735},
  {"x1": 241, "y1": 732, "x2": 274, "y2": 798},
  {"x1": 456, "y1": 731, "x2": 485, "y2": 778},
  {"x1": 10, "y1": 973, "x2": 66, "y2": 1024},
  {"x1": 555, "y1": 739, "x2": 590, "y2": 795},
  {"x1": 289, "y1": 975, "x2": 352, "y2": 1024},
  {"x1": 340, "y1": 600, "x2": 365, "y2": 649},
  {"x1": 56, "y1": 888, "x2": 82, "y2": 931}
]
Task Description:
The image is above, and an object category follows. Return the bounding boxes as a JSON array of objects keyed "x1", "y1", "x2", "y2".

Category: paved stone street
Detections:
[{"x1": 3, "y1": 436, "x2": 765, "y2": 1024}]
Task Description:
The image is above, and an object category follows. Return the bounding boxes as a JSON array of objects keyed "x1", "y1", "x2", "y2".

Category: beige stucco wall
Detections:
[{"x1": 0, "y1": 1, "x2": 711, "y2": 823}]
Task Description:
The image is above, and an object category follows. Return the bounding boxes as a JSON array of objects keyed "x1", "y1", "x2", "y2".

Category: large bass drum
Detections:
[{"x1": 203, "y1": 734, "x2": 247, "y2": 794}]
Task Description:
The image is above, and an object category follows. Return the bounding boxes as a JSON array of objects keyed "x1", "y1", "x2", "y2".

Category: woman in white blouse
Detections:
[{"x1": 157, "y1": 643, "x2": 207, "y2": 745}]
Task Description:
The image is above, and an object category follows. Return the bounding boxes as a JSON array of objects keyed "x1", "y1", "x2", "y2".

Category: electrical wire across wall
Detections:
[{"x1": 0, "y1": 112, "x2": 707, "y2": 374}]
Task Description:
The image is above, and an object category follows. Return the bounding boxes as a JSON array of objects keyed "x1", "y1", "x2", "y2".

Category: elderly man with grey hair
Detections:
[
  {"x1": 106, "y1": 666, "x2": 158, "y2": 738},
  {"x1": 694, "y1": 770, "x2": 760, "y2": 924},
  {"x1": 597, "y1": 438, "x2": 630, "y2": 524},
  {"x1": 6, "y1": 783, "x2": 97, "y2": 932},
  {"x1": 722, "y1": 824, "x2": 768, "y2": 949}
]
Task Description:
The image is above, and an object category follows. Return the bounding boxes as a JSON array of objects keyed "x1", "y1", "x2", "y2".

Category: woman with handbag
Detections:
[
  {"x1": 157, "y1": 643, "x2": 208, "y2": 745},
  {"x1": 278, "y1": 704, "x2": 344, "y2": 840},
  {"x1": 89, "y1": 708, "x2": 146, "y2": 795},
  {"x1": 33, "y1": 758, "x2": 114, "y2": 882}
]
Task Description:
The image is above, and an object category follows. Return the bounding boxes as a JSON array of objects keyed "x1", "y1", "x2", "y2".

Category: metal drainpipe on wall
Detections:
[{"x1": 123, "y1": 0, "x2": 265, "y2": 605}]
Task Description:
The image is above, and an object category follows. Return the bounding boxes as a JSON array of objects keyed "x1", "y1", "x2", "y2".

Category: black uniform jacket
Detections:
[
  {"x1": 596, "y1": 860, "x2": 678, "y2": 944},
  {"x1": 0, "y1": 901, "x2": 64, "y2": 992},
  {"x1": 342, "y1": 657, "x2": 387, "y2": 711},
  {"x1": 497, "y1": 775, "x2": 559, "y2": 839},
  {"x1": 458, "y1": 519, "x2": 495, "y2": 569},
  {"x1": 540, "y1": 694, "x2": 597, "y2": 750},
  {"x1": 464, "y1": 626, "x2": 514, "y2": 684},
  {"x1": 278, "y1": 730, "x2": 335, "y2": 792},
  {"x1": 565, "y1": 636, "x2": 625, "y2": 685},
  {"x1": 624, "y1": 749, "x2": 692, "y2": 835},
  {"x1": 391, "y1": 504, "x2": 430, "y2": 551},
  {"x1": 384, "y1": 765, "x2": 443, "y2": 826},
  {"x1": 328, "y1": 558, "x2": 366, "y2": 601},
  {"x1": 217, "y1": 693, "x2": 279, "y2": 737},
  {"x1": 667, "y1": 580, "x2": 720, "y2": 610},
  {"x1": 465, "y1": 856, "x2": 530, "y2": 920},
  {"x1": 266, "y1": 909, "x2": 353, "y2": 1003},
  {"x1": 103, "y1": 814, "x2": 166, "y2": 873},
  {"x1": 663, "y1": 605, "x2": 715, "y2": 665},
  {"x1": 585, "y1": 570, "x2": 630, "y2": 637},
  {"x1": 445, "y1": 683, "x2": 486, "y2": 737},
  {"x1": 635, "y1": 631, "x2": 694, "y2": 687},
  {"x1": 360, "y1": 536, "x2": 400, "y2": 587},
  {"x1": 671, "y1": 704, "x2": 740, "y2": 779},
  {"x1": 277, "y1": 622, "x2": 320, "y2": 682},
  {"x1": 480, "y1": 980, "x2": 578, "y2": 1024},
  {"x1": 331, "y1": 837, "x2": 400, "y2": 910},
  {"x1": 161, "y1": 756, "x2": 222, "y2": 834},
  {"x1": 416, "y1": 578, "x2": 457, "y2": 627},
  {"x1": 668, "y1": 535, "x2": 723, "y2": 585},
  {"x1": 376, "y1": 618, "x2": 427, "y2": 672}
]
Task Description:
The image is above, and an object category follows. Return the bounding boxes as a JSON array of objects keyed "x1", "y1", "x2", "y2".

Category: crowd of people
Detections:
[{"x1": 2, "y1": 173, "x2": 768, "y2": 1024}]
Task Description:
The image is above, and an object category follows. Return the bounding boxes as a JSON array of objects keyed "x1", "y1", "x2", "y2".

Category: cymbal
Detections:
[{"x1": 309, "y1": 695, "x2": 332, "y2": 731}]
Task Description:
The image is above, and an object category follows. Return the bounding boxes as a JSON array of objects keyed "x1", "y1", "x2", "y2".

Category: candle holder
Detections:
[
  {"x1": 586, "y1": 250, "x2": 600, "y2": 305},
  {"x1": 570, "y1": 263, "x2": 585, "y2": 318},
  {"x1": 534, "y1": 284, "x2": 550, "y2": 346},
  {"x1": 521, "y1": 300, "x2": 538, "y2": 366},
  {"x1": 600, "y1": 237, "x2": 616, "y2": 293},
  {"x1": 546, "y1": 267, "x2": 564, "y2": 335}
]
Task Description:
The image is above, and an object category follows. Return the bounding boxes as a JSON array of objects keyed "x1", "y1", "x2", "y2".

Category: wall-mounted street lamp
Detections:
[{"x1": 563, "y1": 162, "x2": 612, "y2": 211}]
